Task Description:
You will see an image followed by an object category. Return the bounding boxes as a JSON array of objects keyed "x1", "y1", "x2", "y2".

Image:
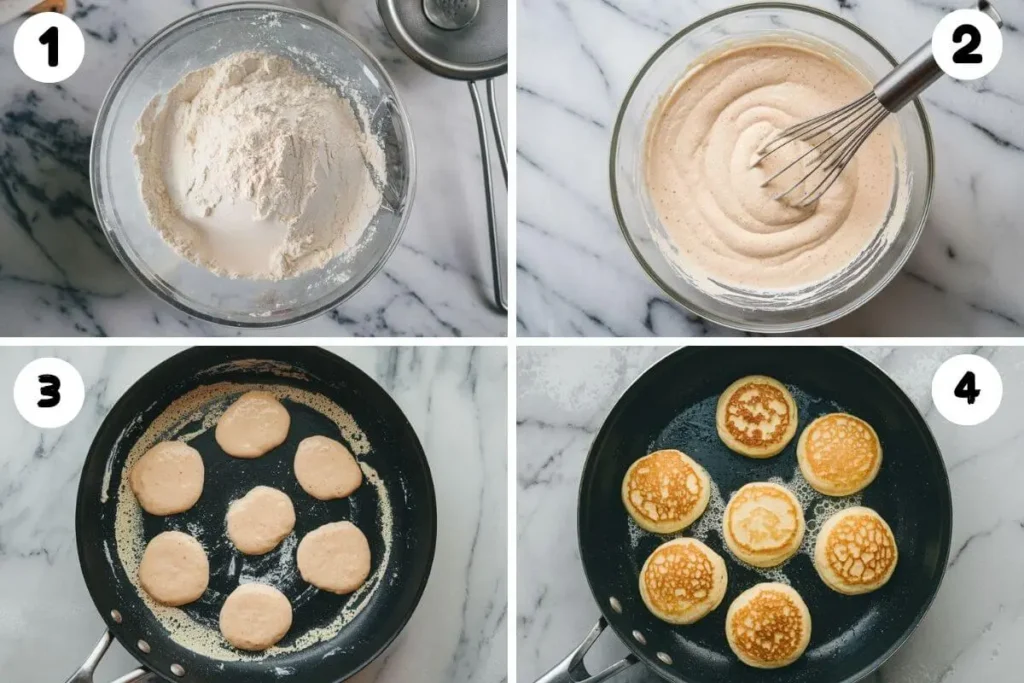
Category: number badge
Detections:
[
  {"x1": 13, "y1": 358, "x2": 85, "y2": 429},
  {"x1": 13, "y1": 12, "x2": 85, "y2": 84},
  {"x1": 932, "y1": 6, "x2": 1003, "y2": 81},
  {"x1": 932, "y1": 354, "x2": 1002, "y2": 426}
]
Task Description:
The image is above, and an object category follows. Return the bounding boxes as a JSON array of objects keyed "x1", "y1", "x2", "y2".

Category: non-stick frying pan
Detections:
[
  {"x1": 537, "y1": 346, "x2": 952, "y2": 683},
  {"x1": 66, "y1": 347, "x2": 436, "y2": 683}
]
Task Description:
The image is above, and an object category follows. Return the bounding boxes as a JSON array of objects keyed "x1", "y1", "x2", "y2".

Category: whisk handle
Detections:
[
  {"x1": 875, "y1": 1, "x2": 1003, "y2": 112},
  {"x1": 873, "y1": 42, "x2": 941, "y2": 112}
]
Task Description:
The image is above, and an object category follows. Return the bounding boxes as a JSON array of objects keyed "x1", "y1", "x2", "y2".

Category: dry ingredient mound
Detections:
[{"x1": 133, "y1": 51, "x2": 386, "y2": 280}]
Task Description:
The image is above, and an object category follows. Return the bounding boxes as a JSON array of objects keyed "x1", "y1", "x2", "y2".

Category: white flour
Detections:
[{"x1": 134, "y1": 51, "x2": 386, "y2": 280}]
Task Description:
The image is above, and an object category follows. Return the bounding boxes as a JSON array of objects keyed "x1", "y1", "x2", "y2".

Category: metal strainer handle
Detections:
[{"x1": 468, "y1": 79, "x2": 507, "y2": 312}]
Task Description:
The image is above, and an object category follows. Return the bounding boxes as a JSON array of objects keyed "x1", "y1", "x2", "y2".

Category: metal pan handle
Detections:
[
  {"x1": 64, "y1": 630, "x2": 154, "y2": 683},
  {"x1": 467, "y1": 80, "x2": 507, "y2": 313},
  {"x1": 485, "y1": 78, "x2": 507, "y2": 184},
  {"x1": 534, "y1": 617, "x2": 638, "y2": 683}
]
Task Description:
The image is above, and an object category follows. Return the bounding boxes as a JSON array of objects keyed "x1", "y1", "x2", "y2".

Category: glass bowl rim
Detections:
[
  {"x1": 89, "y1": 1, "x2": 418, "y2": 328},
  {"x1": 608, "y1": 1, "x2": 936, "y2": 334}
]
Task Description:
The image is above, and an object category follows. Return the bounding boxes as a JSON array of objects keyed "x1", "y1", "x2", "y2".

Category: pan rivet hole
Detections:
[
  {"x1": 137, "y1": 640, "x2": 150, "y2": 653},
  {"x1": 657, "y1": 652, "x2": 673, "y2": 665},
  {"x1": 632, "y1": 630, "x2": 646, "y2": 645},
  {"x1": 171, "y1": 664, "x2": 185, "y2": 677},
  {"x1": 110, "y1": 610, "x2": 122, "y2": 623},
  {"x1": 609, "y1": 597, "x2": 622, "y2": 613}
]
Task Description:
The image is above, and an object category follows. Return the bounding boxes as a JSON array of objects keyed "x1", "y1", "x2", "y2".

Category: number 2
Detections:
[
  {"x1": 952, "y1": 24, "x2": 983, "y2": 64},
  {"x1": 39, "y1": 25, "x2": 58, "y2": 67},
  {"x1": 954, "y1": 371, "x2": 981, "y2": 405},
  {"x1": 37, "y1": 373, "x2": 61, "y2": 408}
]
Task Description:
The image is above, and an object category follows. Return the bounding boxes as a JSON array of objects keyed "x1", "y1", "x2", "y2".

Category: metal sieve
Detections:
[{"x1": 379, "y1": 0, "x2": 508, "y2": 312}]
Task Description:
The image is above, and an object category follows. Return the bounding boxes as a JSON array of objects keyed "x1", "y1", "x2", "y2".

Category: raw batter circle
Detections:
[
  {"x1": 219, "y1": 583, "x2": 293, "y2": 651},
  {"x1": 297, "y1": 521, "x2": 372, "y2": 595},
  {"x1": 129, "y1": 440, "x2": 205, "y2": 515},
  {"x1": 226, "y1": 486, "x2": 296, "y2": 555},
  {"x1": 215, "y1": 390, "x2": 291, "y2": 458},
  {"x1": 294, "y1": 435, "x2": 363, "y2": 500},
  {"x1": 138, "y1": 531, "x2": 209, "y2": 607}
]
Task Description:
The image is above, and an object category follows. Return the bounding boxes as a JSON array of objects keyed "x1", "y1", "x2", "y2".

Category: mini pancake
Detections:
[
  {"x1": 215, "y1": 391, "x2": 290, "y2": 458},
  {"x1": 219, "y1": 583, "x2": 292, "y2": 651},
  {"x1": 129, "y1": 440, "x2": 204, "y2": 516},
  {"x1": 138, "y1": 531, "x2": 209, "y2": 607},
  {"x1": 726, "y1": 582, "x2": 811, "y2": 669},
  {"x1": 722, "y1": 482, "x2": 805, "y2": 567},
  {"x1": 621, "y1": 449, "x2": 711, "y2": 533},
  {"x1": 716, "y1": 376, "x2": 798, "y2": 458},
  {"x1": 814, "y1": 506, "x2": 898, "y2": 594},
  {"x1": 639, "y1": 537, "x2": 728, "y2": 625},
  {"x1": 798, "y1": 412, "x2": 882, "y2": 496}
]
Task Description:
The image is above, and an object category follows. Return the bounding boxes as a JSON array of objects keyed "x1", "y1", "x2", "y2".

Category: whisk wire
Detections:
[
  {"x1": 753, "y1": 93, "x2": 875, "y2": 163},
  {"x1": 790, "y1": 106, "x2": 890, "y2": 207},
  {"x1": 758, "y1": 100, "x2": 881, "y2": 191}
]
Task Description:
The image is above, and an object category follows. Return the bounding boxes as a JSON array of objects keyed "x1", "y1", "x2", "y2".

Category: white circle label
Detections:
[
  {"x1": 932, "y1": 8, "x2": 1002, "y2": 81},
  {"x1": 931, "y1": 354, "x2": 1002, "y2": 426},
  {"x1": 13, "y1": 357, "x2": 85, "y2": 429},
  {"x1": 13, "y1": 12, "x2": 85, "y2": 84}
]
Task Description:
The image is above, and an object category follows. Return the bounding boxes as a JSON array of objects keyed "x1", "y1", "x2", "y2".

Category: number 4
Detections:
[{"x1": 954, "y1": 371, "x2": 981, "y2": 405}]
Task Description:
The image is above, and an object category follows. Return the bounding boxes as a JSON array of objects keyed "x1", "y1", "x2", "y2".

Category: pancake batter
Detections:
[
  {"x1": 138, "y1": 531, "x2": 209, "y2": 606},
  {"x1": 646, "y1": 42, "x2": 900, "y2": 289},
  {"x1": 297, "y1": 521, "x2": 371, "y2": 595}
]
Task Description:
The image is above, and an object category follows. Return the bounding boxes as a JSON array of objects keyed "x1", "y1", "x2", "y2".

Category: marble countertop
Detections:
[
  {"x1": 0, "y1": 346, "x2": 507, "y2": 682},
  {"x1": 517, "y1": 0, "x2": 1024, "y2": 336},
  {"x1": 517, "y1": 346, "x2": 1024, "y2": 682},
  {"x1": 0, "y1": 0, "x2": 507, "y2": 336}
]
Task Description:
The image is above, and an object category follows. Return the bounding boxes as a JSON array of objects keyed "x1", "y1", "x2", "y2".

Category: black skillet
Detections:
[
  {"x1": 65, "y1": 347, "x2": 436, "y2": 683},
  {"x1": 536, "y1": 346, "x2": 952, "y2": 683}
]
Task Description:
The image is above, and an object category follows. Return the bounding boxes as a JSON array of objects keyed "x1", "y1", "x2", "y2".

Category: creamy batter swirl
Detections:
[{"x1": 645, "y1": 42, "x2": 901, "y2": 290}]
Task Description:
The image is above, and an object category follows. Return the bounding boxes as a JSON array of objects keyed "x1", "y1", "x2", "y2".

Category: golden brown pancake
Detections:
[
  {"x1": 639, "y1": 538, "x2": 728, "y2": 624},
  {"x1": 814, "y1": 506, "x2": 898, "y2": 594},
  {"x1": 722, "y1": 482, "x2": 805, "y2": 567},
  {"x1": 798, "y1": 412, "x2": 882, "y2": 496},
  {"x1": 622, "y1": 449, "x2": 711, "y2": 533},
  {"x1": 726, "y1": 582, "x2": 811, "y2": 668},
  {"x1": 716, "y1": 376, "x2": 798, "y2": 458}
]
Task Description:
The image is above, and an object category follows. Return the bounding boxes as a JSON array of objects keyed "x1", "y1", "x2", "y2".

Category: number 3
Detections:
[{"x1": 37, "y1": 374, "x2": 61, "y2": 408}]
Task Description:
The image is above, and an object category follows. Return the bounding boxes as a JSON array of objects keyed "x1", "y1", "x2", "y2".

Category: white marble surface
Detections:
[
  {"x1": 517, "y1": 0, "x2": 1024, "y2": 336},
  {"x1": 517, "y1": 346, "x2": 1024, "y2": 682},
  {"x1": 0, "y1": 0, "x2": 507, "y2": 336},
  {"x1": 0, "y1": 346, "x2": 507, "y2": 682}
]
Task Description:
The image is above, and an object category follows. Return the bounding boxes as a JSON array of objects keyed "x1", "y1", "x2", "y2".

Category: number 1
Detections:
[{"x1": 39, "y1": 26, "x2": 58, "y2": 67}]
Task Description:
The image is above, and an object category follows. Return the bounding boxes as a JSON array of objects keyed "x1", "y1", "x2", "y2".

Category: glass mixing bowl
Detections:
[
  {"x1": 610, "y1": 2, "x2": 934, "y2": 333},
  {"x1": 91, "y1": 2, "x2": 415, "y2": 327}
]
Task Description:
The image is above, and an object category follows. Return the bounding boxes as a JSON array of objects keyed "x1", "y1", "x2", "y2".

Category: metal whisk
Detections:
[{"x1": 752, "y1": 1, "x2": 1002, "y2": 207}]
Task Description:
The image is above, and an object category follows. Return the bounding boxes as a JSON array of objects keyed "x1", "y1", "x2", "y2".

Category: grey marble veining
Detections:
[
  {"x1": 517, "y1": 345, "x2": 1024, "y2": 682},
  {"x1": 0, "y1": 0, "x2": 507, "y2": 336},
  {"x1": 0, "y1": 346, "x2": 507, "y2": 682},
  {"x1": 517, "y1": 0, "x2": 1024, "y2": 336}
]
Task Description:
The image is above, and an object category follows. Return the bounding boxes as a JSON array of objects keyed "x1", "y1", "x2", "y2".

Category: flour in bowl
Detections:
[{"x1": 133, "y1": 51, "x2": 386, "y2": 280}]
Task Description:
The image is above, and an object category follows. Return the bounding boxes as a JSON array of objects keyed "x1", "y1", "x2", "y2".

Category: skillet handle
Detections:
[
  {"x1": 64, "y1": 630, "x2": 154, "y2": 683},
  {"x1": 534, "y1": 617, "x2": 638, "y2": 683}
]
